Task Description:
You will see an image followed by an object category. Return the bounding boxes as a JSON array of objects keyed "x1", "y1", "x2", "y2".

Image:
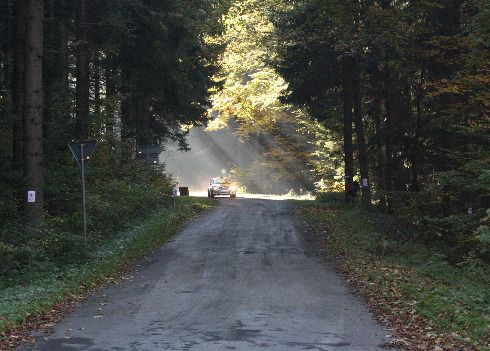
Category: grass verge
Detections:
[
  {"x1": 0, "y1": 196, "x2": 214, "y2": 345},
  {"x1": 297, "y1": 200, "x2": 490, "y2": 351}
]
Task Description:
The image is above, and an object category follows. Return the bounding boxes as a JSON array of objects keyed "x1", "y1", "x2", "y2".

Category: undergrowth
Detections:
[
  {"x1": 0, "y1": 197, "x2": 214, "y2": 335},
  {"x1": 298, "y1": 199, "x2": 490, "y2": 350}
]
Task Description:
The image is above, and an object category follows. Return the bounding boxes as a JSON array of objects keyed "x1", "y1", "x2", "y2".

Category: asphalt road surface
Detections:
[{"x1": 24, "y1": 198, "x2": 393, "y2": 351}]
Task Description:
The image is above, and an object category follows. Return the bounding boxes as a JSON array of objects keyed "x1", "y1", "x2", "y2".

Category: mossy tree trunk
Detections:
[
  {"x1": 342, "y1": 56, "x2": 354, "y2": 204},
  {"x1": 76, "y1": 0, "x2": 89, "y2": 140},
  {"x1": 13, "y1": 0, "x2": 25, "y2": 167},
  {"x1": 23, "y1": 0, "x2": 44, "y2": 224}
]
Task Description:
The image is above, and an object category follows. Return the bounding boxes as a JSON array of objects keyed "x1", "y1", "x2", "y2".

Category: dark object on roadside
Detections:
[
  {"x1": 208, "y1": 177, "x2": 237, "y2": 198},
  {"x1": 346, "y1": 182, "x2": 353, "y2": 197},
  {"x1": 352, "y1": 181, "x2": 360, "y2": 197},
  {"x1": 345, "y1": 179, "x2": 359, "y2": 204},
  {"x1": 179, "y1": 187, "x2": 189, "y2": 196}
]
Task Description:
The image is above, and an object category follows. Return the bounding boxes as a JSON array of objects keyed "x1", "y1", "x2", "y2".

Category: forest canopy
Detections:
[
  {"x1": 208, "y1": 0, "x2": 490, "y2": 257},
  {"x1": 0, "y1": 0, "x2": 228, "y2": 276},
  {"x1": 0, "y1": 0, "x2": 488, "y2": 273},
  {"x1": 0, "y1": 1, "x2": 488, "y2": 348},
  {"x1": 0, "y1": 0, "x2": 224, "y2": 223}
]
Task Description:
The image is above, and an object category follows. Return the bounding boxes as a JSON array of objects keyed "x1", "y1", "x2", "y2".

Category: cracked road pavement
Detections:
[{"x1": 23, "y1": 198, "x2": 394, "y2": 351}]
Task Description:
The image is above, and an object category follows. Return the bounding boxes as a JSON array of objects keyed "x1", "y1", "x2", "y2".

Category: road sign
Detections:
[
  {"x1": 69, "y1": 139, "x2": 98, "y2": 170},
  {"x1": 68, "y1": 139, "x2": 97, "y2": 256},
  {"x1": 136, "y1": 144, "x2": 162, "y2": 165}
]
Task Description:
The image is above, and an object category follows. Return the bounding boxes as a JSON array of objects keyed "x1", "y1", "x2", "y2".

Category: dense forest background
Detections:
[
  {"x1": 0, "y1": 0, "x2": 489, "y2": 279},
  {"x1": 209, "y1": 0, "x2": 490, "y2": 261},
  {"x1": 0, "y1": 0, "x2": 228, "y2": 273}
]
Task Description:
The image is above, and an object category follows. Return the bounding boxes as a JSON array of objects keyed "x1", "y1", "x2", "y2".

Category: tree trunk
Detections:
[
  {"x1": 76, "y1": 0, "x2": 89, "y2": 140},
  {"x1": 24, "y1": 0, "x2": 44, "y2": 224},
  {"x1": 43, "y1": 0, "x2": 54, "y2": 138},
  {"x1": 373, "y1": 92, "x2": 384, "y2": 195},
  {"x1": 61, "y1": 0, "x2": 69, "y2": 93},
  {"x1": 383, "y1": 66, "x2": 396, "y2": 208},
  {"x1": 93, "y1": 50, "x2": 101, "y2": 117},
  {"x1": 342, "y1": 56, "x2": 354, "y2": 204},
  {"x1": 120, "y1": 94, "x2": 134, "y2": 142},
  {"x1": 353, "y1": 58, "x2": 371, "y2": 204},
  {"x1": 410, "y1": 108, "x2": 421, "y2": 192},
  {"x1": 13, "y1": 0, "x2": 26, "y2": 167},
  {"x1": 411, "y1": 65, "x2": 424, "y2": 193},
  {"x1": 105, "y1": 56, "x2": 115, "y2": 136},
  {"x1": 135, "y1": 95, "x2": 151, "y2": 145},
  {"x1": 2, "y1": 2, "x2": 12, "y2": 88}
]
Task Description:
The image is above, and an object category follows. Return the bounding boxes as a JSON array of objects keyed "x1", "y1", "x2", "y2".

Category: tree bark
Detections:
[
  {"x1": 13, "y1": 0, "x2": 26, "y2": 167},
  {"x1": 372, "y1": 82, "x2": 384, "y2": 190},
  {"x1": 76, "y1": 0, "x2": 89, "y2": 140},
  {"x1": 42, "y1": 0, "x2": 54, "y2": 138},
  {"x1": 93, "y1": 50, "x2": 101, "y2": 117},
  {"x1": 60, "y1": 0, "x2": 69, "y2": 93},
  {"x1": 342, "y1": 56, "x2": 354, "y2": 204},
  {"x1": 411, "y1": 65, "x2": 425, "y2": 193},
  {"x1": 383, "y1": 66, "x2": 396, "y2": 208},
  {"x1": 135, "y1": 95, "x2": 151, "y2": 145},
  {"x1": 120, "y1": 94, "x2": 134, "y2": 142},
  {"x1": 353, "y1": 58, "x2": 371, "y2": 204},
  {"x1": 24, "y1": 0, "x2": 44, "y2": 224},
  {"x1": 105, "y1": 56, "x2": 115, "y2": 136},
  {"x1": 410, "y1": 117, "x2": 421, "y2": 192}
]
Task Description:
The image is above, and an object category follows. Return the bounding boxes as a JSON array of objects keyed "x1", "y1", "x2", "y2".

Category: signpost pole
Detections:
[
  {"x1": 81, "y1": 143, "x2": 87, "y2": 255},
  {"x1": 68, "y1": 139, "x2": 97, "y2": 258}
]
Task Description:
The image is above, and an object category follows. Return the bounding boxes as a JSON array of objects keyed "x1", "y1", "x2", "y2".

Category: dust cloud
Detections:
[
  {"x1": 161, "y1": 125, "x2": 315, "y2": 196},
  {"x1": 162, "y1": 126, "x2": 256, "y2": 194}
]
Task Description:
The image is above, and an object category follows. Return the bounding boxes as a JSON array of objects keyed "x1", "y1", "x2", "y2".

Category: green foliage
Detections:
[
  {"x1": 476, "y1": 209, "x2": 490, "y2": 255},
  {"x1": 0, "y1": 197, "x2": 213, "y2": 333},
  {"x1": 0, "y1": 0, "x2": 224, "y2": 223},
  {"x1": 299, "y1": 199, "x2": 490, "y2": 349},
  {"x1": 269, "y1": 0, "x2": 490, "y2": 258},
  {"x1": 315, "y1": 191, "x2": 344, "y2": 205},
  {"x1": 111, "y1": 0, "x2": 216, "y2": 142},
  {"x1": 0, "y1": 0, "x2": 225, "y2": 335},
  {"x1": 0, "y1": 139, "x2": 175, "y2": 277},
  {"x1": 0, "y1": 241, "x2": 36, "y2": 275},
  {"x1": 208, "y1": 0, "x2": 342, "y2": 193}
]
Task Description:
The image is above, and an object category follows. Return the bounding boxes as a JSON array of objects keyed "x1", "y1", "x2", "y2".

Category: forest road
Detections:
[{"x1": 23, "y1": 198, "x2": 394, "y2": 351}]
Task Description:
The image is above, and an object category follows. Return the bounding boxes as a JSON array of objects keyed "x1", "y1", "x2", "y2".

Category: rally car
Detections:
[{"x1": 208, "y1": 177, "x2": 237, "y2": 198}]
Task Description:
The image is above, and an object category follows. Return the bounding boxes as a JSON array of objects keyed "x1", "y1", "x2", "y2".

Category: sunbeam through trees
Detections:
[{"x1": 0, "y1": 0, "x2": 489, "y2": 348}]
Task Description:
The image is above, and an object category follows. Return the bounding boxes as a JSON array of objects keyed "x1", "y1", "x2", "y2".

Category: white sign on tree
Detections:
[{"x1": 27, "y1": 191, "x2": 36, "y2": 203}]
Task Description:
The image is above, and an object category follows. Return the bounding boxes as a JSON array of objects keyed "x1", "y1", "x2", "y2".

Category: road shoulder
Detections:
[{"x1": 297, "y1": 200, "x2": 486, "y2": 351}]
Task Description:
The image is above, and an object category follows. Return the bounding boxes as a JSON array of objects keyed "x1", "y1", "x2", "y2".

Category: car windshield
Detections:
[{"x1": 212, "y1": 178, "x2": 231, "y2": 184}]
